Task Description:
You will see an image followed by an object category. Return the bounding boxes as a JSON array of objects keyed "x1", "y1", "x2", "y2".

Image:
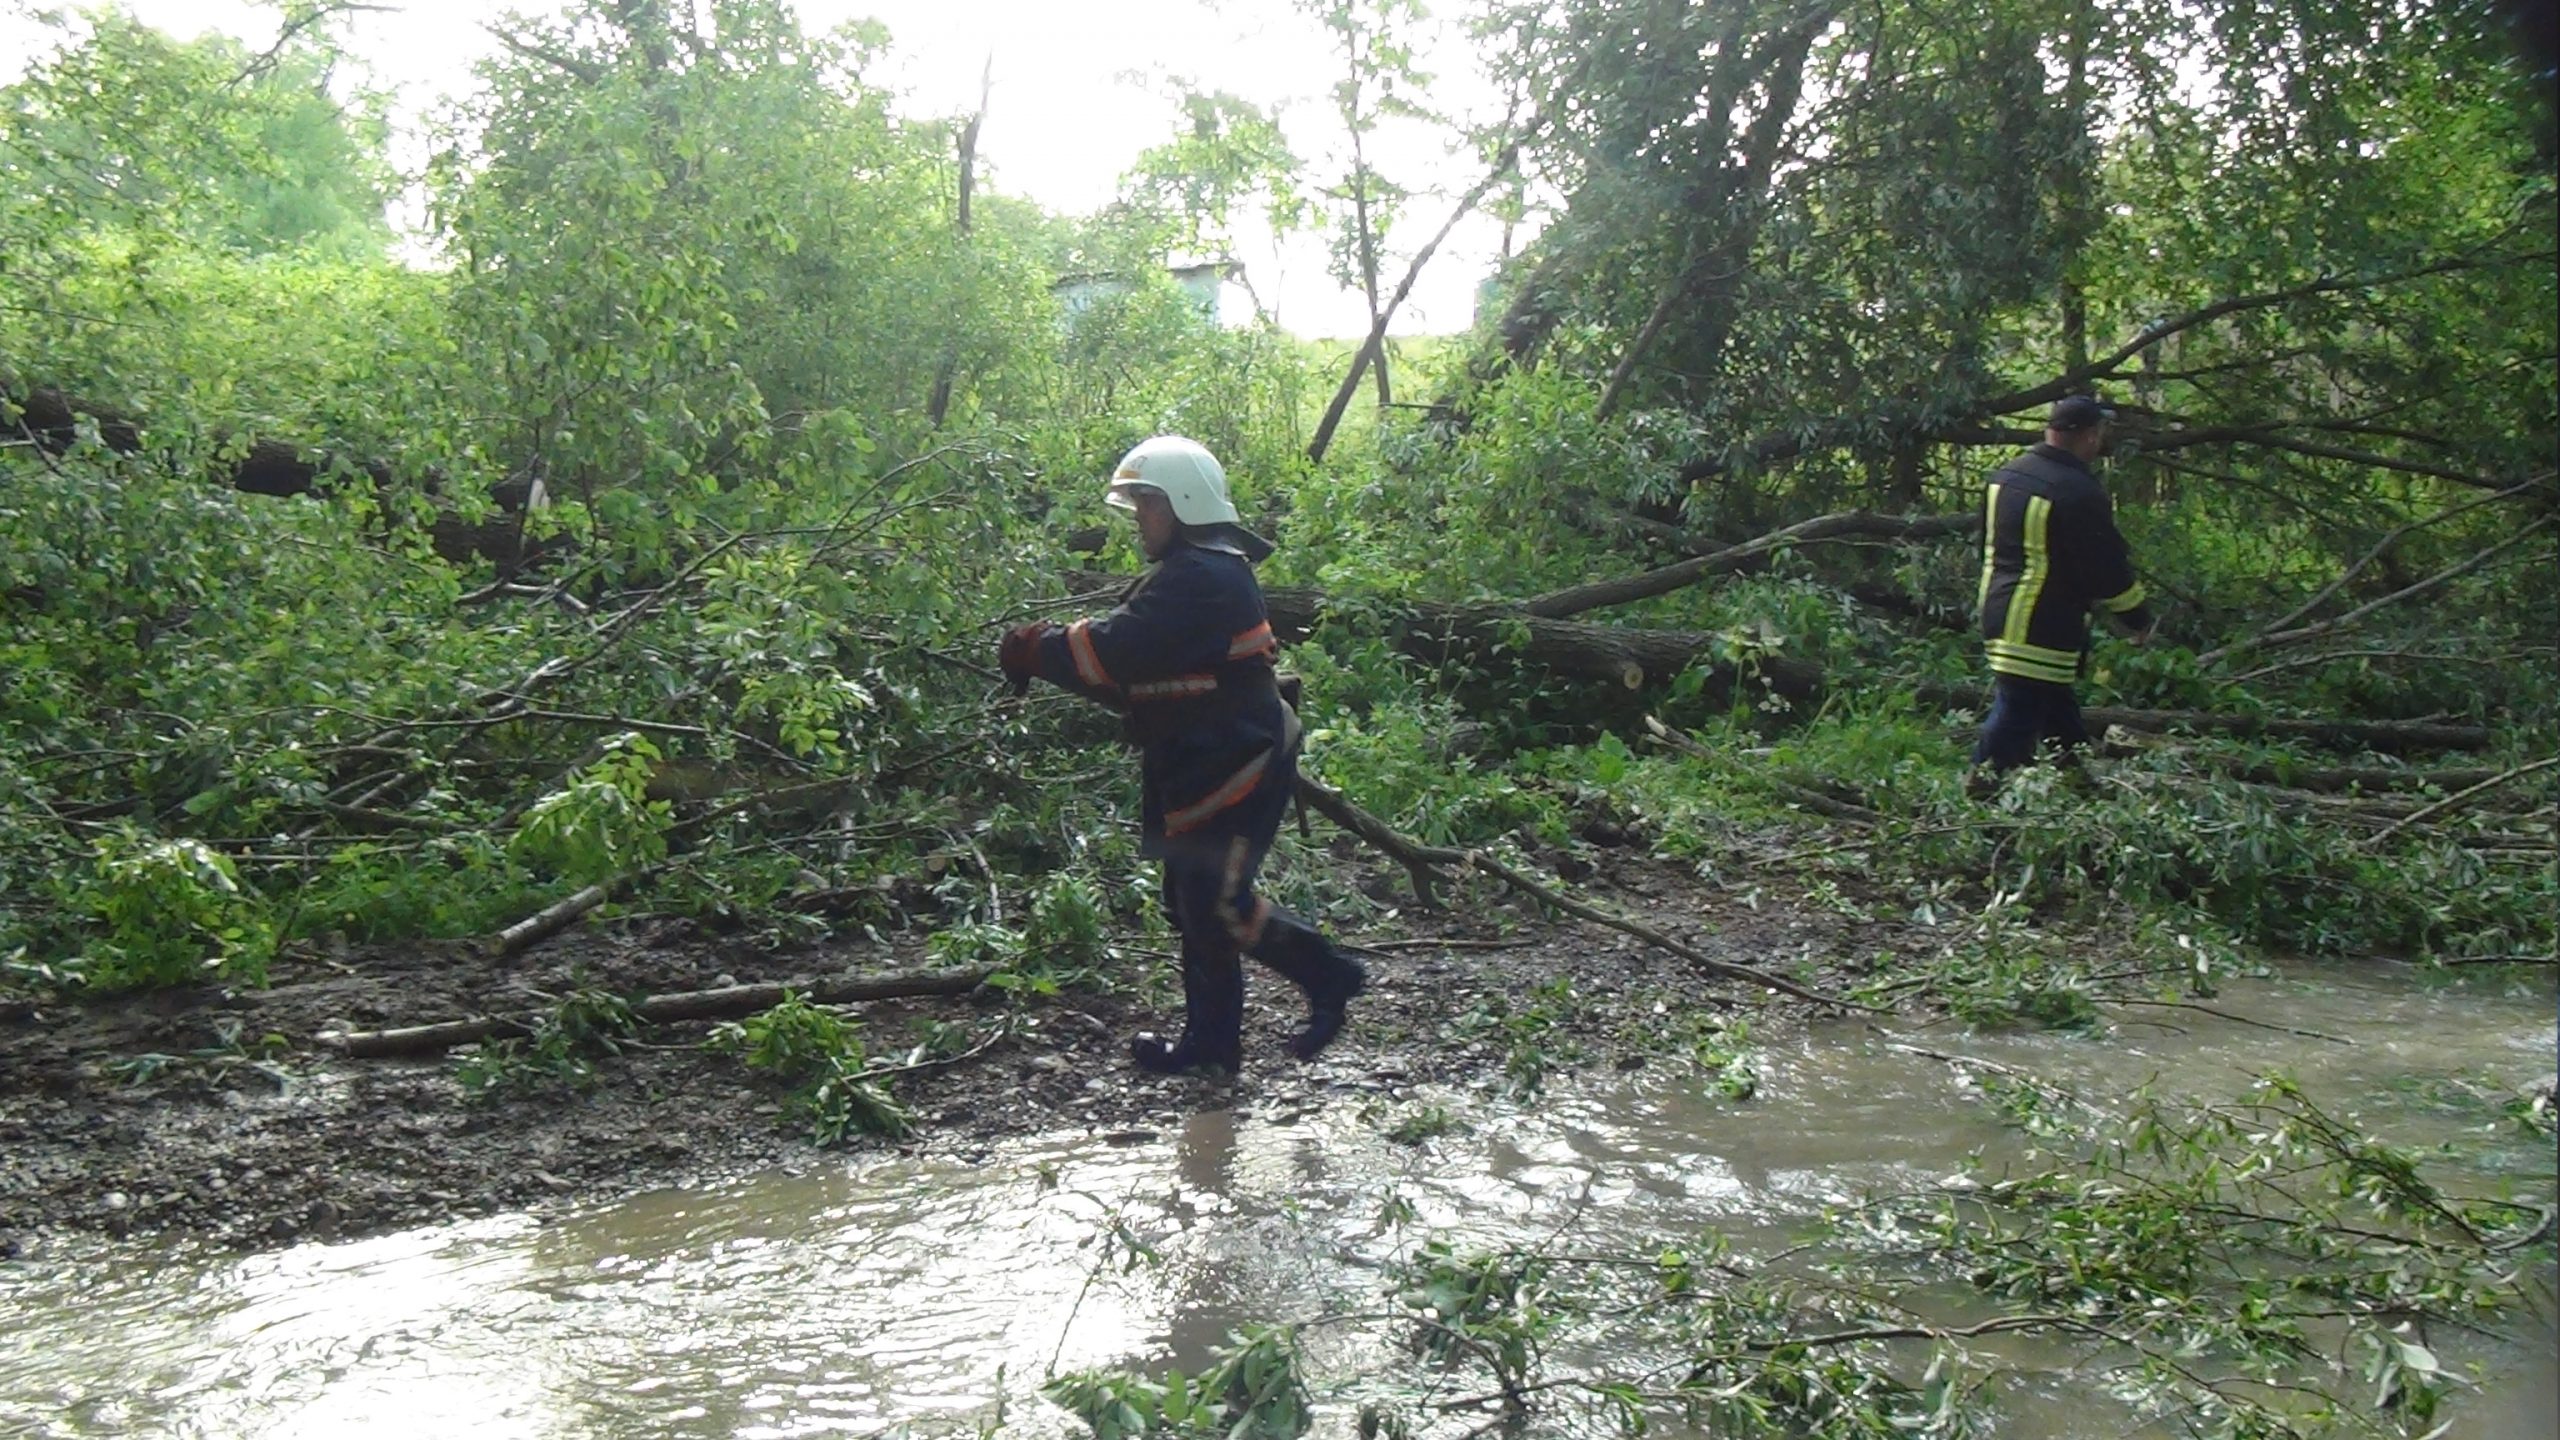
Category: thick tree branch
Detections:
[
  {"x1": 2210, "y1": 474, "x2": 2556, "y2": 660},
  {"x1": 2362, "y1": 758, "x2": 2560, "y2": 848},
  {"x1": 1521, "y1": 511, "x2": 1977, "y2": 619},
  {"x1": 320, "y1": 967, "x2": 995, "y2": 1058},
  {"x1": 1972, "y1": 250, "x2": 2551, "y2": 418},
  {"x1": 1668, "y1": 254, "x2": 2548, "y2": 490},
  {"x1": 1934, "y1": 419, "x2": 2531, "y2": 493},
  {"x1": 486, "y1": 26, "x2": 605, "y2": 85},
  {"x1": 1593, "y1": 256, "x2": 1701, "y2": 423},
  {"x1": 229, "y1": 3, "x2": 398, "y2": 88},
  {"x1": 2150, "y1": 427, "x2": 2527, "y2": 491},
  {"x1": 1291, "y1": 776, "x2": 1874, "y2": 1012}
]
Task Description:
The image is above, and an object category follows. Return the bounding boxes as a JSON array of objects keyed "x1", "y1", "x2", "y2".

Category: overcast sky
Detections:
[{"x1": 4, "y1": 0, "x2": 1526, "y2": 337}]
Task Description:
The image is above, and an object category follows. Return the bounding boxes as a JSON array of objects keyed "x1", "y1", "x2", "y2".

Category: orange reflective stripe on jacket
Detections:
[
  {"x1": 1162, "y1": 750, "x2": 1272, "y2": 836},
  {"x1": 1227, "y1": 621, "x2": 1275, "y2": 660},
  {"x1": 1066, "y1": 619, "x2": 1112, "y2": 688}
]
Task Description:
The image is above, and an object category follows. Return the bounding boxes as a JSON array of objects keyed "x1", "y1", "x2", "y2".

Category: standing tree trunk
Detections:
[
  {"x1": 1678, "y1": 10, "x2": 1828, "y2": 394},
  {"x1": 927, "y1": 59, "x2": 991, "y2": 430},
  {"x1": 1593, "y1": 245, "x2": 1696, "y2": 424},
  {"x1": 2055, "y1": 2, "x2": 2095, "y2": 377},
  {"x1": 1352, "y1": 154, "x2": 1392, "y2": 407},
  {"x1": 1307, "y1": 135, "x2": 1527, "y2": 465}
]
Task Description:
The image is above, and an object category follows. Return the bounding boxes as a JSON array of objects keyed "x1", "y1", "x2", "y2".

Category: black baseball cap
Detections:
[{"x1": 2048, "y1": 395, "x2": 2114, "y2": 431}]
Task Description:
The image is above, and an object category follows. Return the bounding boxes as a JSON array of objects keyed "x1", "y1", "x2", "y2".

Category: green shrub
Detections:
[
  {"x1": 711, "y1": 991, "x2": 909, "y2": 1143},
  {"x1": 67, "y1": 831, "x2": 275, "y2": 990}
]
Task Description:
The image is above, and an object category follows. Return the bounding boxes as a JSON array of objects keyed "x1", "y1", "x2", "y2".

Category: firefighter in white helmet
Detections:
[{"x1": 999, "y1": 436, "x2": 1366, "y2": 1074}]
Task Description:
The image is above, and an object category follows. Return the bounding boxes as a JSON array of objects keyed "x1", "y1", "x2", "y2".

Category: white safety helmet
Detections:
[{"x1": 1103, "y1": 435, "x2": 1240, "y2": 527}]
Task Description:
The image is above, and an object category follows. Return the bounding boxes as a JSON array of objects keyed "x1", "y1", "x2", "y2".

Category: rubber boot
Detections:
[
  {"x1": 1248, "y1": 913, "x2": 1368, "y2": 1061},
  {"x1": 1132, "y1": 933, "x2": 1244, "y2": 1075}
]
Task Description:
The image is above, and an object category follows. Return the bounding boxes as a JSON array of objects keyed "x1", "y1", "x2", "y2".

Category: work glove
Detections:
[{"x1": 998, "y1": 621, "x2": 1055, "y2": 696}]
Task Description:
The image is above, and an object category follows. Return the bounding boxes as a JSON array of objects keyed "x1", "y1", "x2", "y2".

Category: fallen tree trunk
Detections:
[
  {"x1": 2078, "y1": 704, "x2": 2491, "y2": 753},
  {"x1": 1262, "y1": 586, "x2": 1823, "y2": 699},
  {"x1": 1261, "y1": 584, "x2": 2487, "y2": 751},
  {"x1": 2362, "y1": 758, "x2": 2560, "y2": 848},
  {"x1": 2204, "y1": 759, "x2": 2516, "y2": 794},
  {"x1": 7, "y1": 384, "x2": 553, "y2": 569},
  {"x1": 319, "y1": 967, "x2": 995, "y2": 1059},
  {"x1": 12, "y1": 385, "x2": 393, "y2": 497},
  {"x1": 1641, "y1": 716, "x2": 1883, "y2": 822},
  {"x1": 2200, "y1": 511, "x2": 2556, "y2": 670},
  {"x1": 1914, "y1": 682, "x2": 2492, "y2": 752}
]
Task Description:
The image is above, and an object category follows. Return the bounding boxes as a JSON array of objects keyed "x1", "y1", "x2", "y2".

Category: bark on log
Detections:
[
  {"x1": 9, "y1": 384, "x2": 553, "y2": 570},
  {"x1": 319, "y1": 967, "x2": 996, "y2": 1059},
  {"x1": 2079, "y1": 705, "x2": 2491, "y2": 753},
  {"x1": 11, "y1": 386, "x2": 394, "y2": 497},
  {"x1": 1262, "y1": 585, "x2": 1823, "y2": 699}
]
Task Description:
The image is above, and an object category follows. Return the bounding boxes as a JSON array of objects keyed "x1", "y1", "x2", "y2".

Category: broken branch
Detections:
[
  {"x1": 2361, "y1": 757, "x2": 2560, "y2": 848},
  {"x1": 1293, "y1": 775, "x2": 1875, "y2": 1013},
  {"x1": 318, "y1": 967, "x2": 996, "y2": 1059}
]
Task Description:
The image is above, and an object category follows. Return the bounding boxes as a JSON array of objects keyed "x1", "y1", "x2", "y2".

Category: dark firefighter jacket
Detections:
[
  {"x1": 1976, "y1": 444, "x2": 2153, "y2": 684},
  {"x1": 1026, "y1": 535, "x2": 1294, "y2": 853}
]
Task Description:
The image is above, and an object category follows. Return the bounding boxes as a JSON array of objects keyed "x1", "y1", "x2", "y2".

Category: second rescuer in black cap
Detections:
[{"x1": 1970, "y1": 396, "x2": 2154, "y2": 780}]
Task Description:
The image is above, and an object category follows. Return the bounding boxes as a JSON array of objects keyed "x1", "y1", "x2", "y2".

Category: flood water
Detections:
[{"x1": 5, "y1": 964, "x2": 2553, "y2": 1439}]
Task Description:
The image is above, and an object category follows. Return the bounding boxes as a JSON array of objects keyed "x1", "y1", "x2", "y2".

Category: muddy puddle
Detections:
[{"x1": 5, "y1": 964, "x2": 2552, "y2": 1439}]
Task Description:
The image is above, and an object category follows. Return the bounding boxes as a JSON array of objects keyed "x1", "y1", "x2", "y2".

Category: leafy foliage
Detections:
[
  {"x1": 1, "y1": 0, "x2": 2543, "y2": 1011},
  {"x1": 63, "y1": 831, "x2": 276, "y2": 992},
  {"x1": 1046, "y1": 1326, "x2": 1315, "y2": 1440},
  {"x1": 455, "y1": 978, "x2": 642, "y2": 1094},
  {"x1": 709, "y1": 991, "x2": 910, "y2": 1143}
]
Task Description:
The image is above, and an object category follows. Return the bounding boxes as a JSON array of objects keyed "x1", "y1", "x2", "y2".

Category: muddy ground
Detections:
[{"x1": 0, "y1": 849, "x2": 1925, "y2": 1258}]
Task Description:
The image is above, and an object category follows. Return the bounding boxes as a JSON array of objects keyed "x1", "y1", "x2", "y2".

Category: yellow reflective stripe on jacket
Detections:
[
  {"x1": 1977, "y1": 482, "x2": 2002, "y2": 615},
  {"x1": 2099, "y1": 581, "x2": 2149, "y2": 614},
  {"x1": 2004, "y1": 495, "x2": 2053, "y2": 647},
  {"x1": 1986, "y1": 638, "x2": 2080, "y2": 683}
]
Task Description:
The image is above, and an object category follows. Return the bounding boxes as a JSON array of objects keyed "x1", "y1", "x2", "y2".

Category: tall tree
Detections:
[
  {"x1": 1302, "y1": 0, "x2": 1434, "y2": 404},
  {"x1": 1459, "y1": 0, "x2": 2552, "y2": 534},
  {"x1": 0, "y1": 11, "x2": 396, "y2": 333}
]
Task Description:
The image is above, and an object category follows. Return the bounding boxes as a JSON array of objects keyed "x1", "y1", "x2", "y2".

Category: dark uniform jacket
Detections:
[
  {"x1": 1027, "y1": 536, "x2": 1294, "y2": 853},
  {"x1": 1976, "y1": 444, "x2": 2152, "y2": 684}
]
